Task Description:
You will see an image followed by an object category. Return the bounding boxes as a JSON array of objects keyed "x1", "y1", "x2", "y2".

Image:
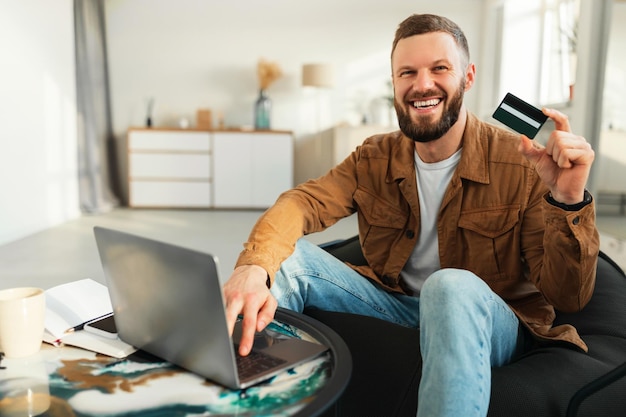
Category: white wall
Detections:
[
  {"x1": 0, "y1": 0, "x2": 79, "y2": 246},
  {"x1": 105, "y1": 0, "x2": 485, "y2": 131},
  {"x1": 104, "y1": 0, "x2": 486, "y2": 201},
  {"x1": 0, "y1": 0, "x2": 615, "y2": 247}
]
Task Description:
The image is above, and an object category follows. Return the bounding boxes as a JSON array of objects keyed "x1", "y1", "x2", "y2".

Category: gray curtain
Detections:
[{"x1": 75, "y1": 0, "x2": 119, "y2": 213}]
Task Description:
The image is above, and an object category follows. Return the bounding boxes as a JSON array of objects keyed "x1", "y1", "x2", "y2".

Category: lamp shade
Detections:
[{"x1": 302, "y1": 63, "x2": 334, "y2": 88}]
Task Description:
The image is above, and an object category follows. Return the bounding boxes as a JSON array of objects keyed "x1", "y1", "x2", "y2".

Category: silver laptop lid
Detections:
[{"x1": 93, "y1": 226, "x2": 241, "y2": 388}]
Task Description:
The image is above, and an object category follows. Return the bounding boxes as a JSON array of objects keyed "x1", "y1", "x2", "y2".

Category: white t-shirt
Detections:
[{"x1": 400, "y1": 148, "x2": 462, "y2": 295}]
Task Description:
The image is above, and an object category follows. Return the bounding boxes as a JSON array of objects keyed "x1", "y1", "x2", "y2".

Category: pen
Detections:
[{"x1": 64, "y1": 313, "x2": 112, "y2": 334}]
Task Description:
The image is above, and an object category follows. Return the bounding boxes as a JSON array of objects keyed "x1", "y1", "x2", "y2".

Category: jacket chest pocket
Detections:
[
  {"x1": 457, "y1": 205, "x2": 520, "y2": 281},
  {"x1": 354, "y1": 188, "x2": 409, "y2": 269},
  {"x1": 354, "y1": 188, "x2": 408, "y2": 228}
]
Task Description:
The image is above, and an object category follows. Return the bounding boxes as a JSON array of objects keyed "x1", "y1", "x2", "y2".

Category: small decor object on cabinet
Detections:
[
  {"x1": 255, "y1": 90, "x2": 271, "y2": 130},
  {"x1": 196, "y1": 108, "x2": 212, "y2": 130},
  {"x1": 254, "y1": 58, "x2": 282, "y2": 130},
  {"x1": 145, "y1": 97, "x2": 155, "y2": 127}
]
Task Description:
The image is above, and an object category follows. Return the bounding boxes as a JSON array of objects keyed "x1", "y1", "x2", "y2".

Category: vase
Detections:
[{"x1": 254, "y1": 89, "x2": 271, "y2": 130}]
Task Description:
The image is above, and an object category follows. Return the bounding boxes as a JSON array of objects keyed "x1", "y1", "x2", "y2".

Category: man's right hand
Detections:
[{"x1": 223, "y1": 264, "x2": 278, "y2": 356}]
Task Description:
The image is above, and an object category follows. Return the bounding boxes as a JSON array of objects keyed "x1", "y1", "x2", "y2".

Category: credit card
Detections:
[{"x1": 492, "y1": 93, "x2": 548, "y2": 139}]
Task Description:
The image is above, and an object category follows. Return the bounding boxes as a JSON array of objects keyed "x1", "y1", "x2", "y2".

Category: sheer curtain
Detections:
[
  {"x1": 74, "y1": 0, "x2": 119, "y2": 213},
  {"x1": 539, "y1": 0, "x2": 580, "y2": 105}
]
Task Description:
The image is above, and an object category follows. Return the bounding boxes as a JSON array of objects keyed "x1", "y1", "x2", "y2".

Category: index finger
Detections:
[
  {"x1": 224, "y1": 295, "x2": 244, "y2": 337},
  {"x1": 238, "y1": 303, "x2": 261, "y2": 356},
  {"x1": 543, "y1": 108, "x2": 571, "y2": 133}
]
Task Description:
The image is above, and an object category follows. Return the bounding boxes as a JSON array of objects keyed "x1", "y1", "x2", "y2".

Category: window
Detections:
[
  {"x1": 495, "y1": 0, "x2": 580, "y2": 107},
  {"x1": 539, "y1": 0, "x2": 579, "y2": 105}
]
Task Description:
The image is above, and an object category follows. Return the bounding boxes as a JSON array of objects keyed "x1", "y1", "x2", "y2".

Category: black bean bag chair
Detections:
[{"x1": 306, "y1": 236, "x2": 626, "y2": 417}]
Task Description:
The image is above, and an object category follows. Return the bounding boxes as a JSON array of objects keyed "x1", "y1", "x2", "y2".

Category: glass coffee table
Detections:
[{"x1": 0, "y1": 308, "x2": 351, "y2": 417}]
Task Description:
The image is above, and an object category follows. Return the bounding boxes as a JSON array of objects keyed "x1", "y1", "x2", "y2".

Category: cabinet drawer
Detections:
[
  {"x1": 129, "y1": 130, "x2": 210, "y2": 151},
  {"x1": 130, "y1": 181, "x2": 211, "y2": 207},
  {"x1": 130, "y1": 153, "x2": 211, "y2": 179}
]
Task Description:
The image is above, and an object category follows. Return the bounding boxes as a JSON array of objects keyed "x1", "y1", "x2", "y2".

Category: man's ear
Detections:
[{"x1": 464, "y1": 63, "x2": 476, "y2": 91}]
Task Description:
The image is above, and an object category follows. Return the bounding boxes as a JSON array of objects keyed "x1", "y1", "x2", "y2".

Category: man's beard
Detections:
[{"x1": 394, "y1": 78, "x2": 465, "y2": 143}]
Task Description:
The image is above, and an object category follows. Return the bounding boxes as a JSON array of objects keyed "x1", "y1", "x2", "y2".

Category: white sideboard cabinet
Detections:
[
  {"x1": 213, "y1": 131, "x2": 293, "y2": 208},
  {"x1": 127, "y1": 128, "x2": 293, "y2": 209}
]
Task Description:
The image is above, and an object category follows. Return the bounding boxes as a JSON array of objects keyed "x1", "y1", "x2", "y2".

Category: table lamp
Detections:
[{"x1": 302, "y1": 63, "x2": 335, "y2": 89}]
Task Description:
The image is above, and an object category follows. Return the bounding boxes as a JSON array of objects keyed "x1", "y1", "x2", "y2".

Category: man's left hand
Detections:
[{"x1": 518, "y1": 108, "x2": 595, "y2": 204}]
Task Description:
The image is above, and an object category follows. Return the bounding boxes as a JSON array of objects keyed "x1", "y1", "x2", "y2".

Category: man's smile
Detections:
[{"x1": 412, "y1": 98, "x2": 442, "y2": 109}]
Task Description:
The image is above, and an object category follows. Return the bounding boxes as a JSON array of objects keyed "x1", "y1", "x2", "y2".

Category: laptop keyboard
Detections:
[{"x1": 235, "y1": 347, "x2": 287, "y2": 380}]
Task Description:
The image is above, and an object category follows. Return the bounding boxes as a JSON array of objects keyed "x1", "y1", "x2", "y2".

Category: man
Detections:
[{"x1": 224, "y1": 13, "x2": 599, "y2": 416}]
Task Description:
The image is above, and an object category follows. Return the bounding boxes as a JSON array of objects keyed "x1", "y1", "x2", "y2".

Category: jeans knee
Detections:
[{"x1": 421, "y1": 269, "x2": 490, "y2": 310}]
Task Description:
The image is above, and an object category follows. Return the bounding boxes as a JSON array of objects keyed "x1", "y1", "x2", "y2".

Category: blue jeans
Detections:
[{"x1": 271, "y1": 239, "x2": 523, "y2": 417}]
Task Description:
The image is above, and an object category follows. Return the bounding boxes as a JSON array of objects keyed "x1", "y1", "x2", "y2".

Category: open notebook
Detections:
[{"x1": 43, "y1": 278, "x2": 136, "y2": 358}]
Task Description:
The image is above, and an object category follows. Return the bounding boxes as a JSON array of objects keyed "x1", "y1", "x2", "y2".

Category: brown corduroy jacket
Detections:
[{"x1": 236, "y1": 112, "x2": 600, "y2": 351}]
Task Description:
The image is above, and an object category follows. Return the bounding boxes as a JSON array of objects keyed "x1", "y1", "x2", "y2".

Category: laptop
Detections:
[{"x1": 93, "y1": 226, "x2": 328, "y2": 389}]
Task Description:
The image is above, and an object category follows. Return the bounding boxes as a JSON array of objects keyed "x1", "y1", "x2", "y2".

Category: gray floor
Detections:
[
  {"x1": 1, "y1": 207, "x2": 624, "y2": 292},
  {"x1": 0, "y1": 209, "x2": 358, "y2": 291}
]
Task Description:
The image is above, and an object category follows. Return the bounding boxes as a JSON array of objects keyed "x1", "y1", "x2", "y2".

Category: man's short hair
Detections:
[{"x1": 391, "y1": 14, "x2": 470, "y2": 65}]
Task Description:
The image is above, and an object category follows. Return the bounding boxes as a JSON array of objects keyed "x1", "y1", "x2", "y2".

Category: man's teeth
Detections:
[{"x1": 413, "y1": 99, "x2": 440, "y2": 108}]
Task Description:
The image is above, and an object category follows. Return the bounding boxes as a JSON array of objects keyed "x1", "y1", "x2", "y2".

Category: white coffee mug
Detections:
[{"x1": 0, "y1": 287, "x2": 45, "y2": 358}]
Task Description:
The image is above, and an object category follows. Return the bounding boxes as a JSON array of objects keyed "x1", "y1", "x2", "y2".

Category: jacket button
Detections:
[
  {"x1": 572, "y1": 216, "x2": 580, "y2": 225},
  {"x1": 405, "y1": 230, "x2": 415, "y2": 239}
]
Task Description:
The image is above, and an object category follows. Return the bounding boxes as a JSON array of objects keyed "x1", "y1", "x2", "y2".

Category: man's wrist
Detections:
[{"x1": 546, "y1": 189, "x2": 593, "y2": 211}]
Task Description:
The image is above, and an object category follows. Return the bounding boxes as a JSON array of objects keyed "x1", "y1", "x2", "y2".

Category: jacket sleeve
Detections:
[
  {"x1": 234, "y1": 151, "x2": 361, "y2": 283},
  {"x1": 521, "y1": 177, "x2": 599, "y2": 313}
]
